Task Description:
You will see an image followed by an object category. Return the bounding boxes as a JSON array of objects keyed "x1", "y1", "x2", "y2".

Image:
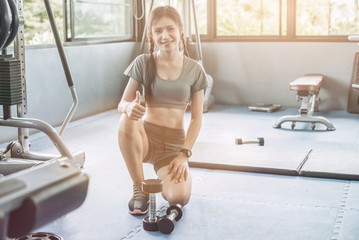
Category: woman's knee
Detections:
[
  {"x1": 161, "y1": 177, "x2": 192, "y2": 206},
  {"x1": 157, "y1": 166, "x2": 192, "y2": 206},
  {"x1": 164, "y1": 192, "x2": 191, "y2": 207}
]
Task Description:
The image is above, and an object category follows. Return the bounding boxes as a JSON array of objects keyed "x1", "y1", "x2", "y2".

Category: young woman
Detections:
[{"x1": 118, "y1": 6, "x2": 208, "y2": 215}]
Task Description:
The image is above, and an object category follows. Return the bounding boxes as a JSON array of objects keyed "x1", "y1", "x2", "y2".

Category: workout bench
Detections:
[{"x1": 273, "y1": 74, "x2": 335, "y2": 131}]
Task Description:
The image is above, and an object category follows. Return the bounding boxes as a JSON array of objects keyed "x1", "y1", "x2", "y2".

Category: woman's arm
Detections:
[
  {"x1": 168, "y1": 89, "x2": 205, "y2": 183},
  {"x1": 118, "y1": 78, "x2": 145, "y2": 120},
  {"x1": 182, "y1": 89, "x2": 204, "y2": 150}
]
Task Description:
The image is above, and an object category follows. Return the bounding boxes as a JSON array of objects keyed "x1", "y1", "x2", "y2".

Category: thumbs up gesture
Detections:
[
  {"x1": 135, "y1": 91, "x2": 141, "y2": 104},
  {"x1": 126, "y1": 91, "x2": 146, "y2": 120}
]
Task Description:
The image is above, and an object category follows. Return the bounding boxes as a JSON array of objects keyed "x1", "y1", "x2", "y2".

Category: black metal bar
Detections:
[
  {"x1": 3, "y1": 106, "x2": 11, "y2": 120},
  {"x1": 0, "y1": 0, "x2": 11, "y2": 50},
  {"x1": 43, "y1": 0, "x2": 74, "y2": 88}
]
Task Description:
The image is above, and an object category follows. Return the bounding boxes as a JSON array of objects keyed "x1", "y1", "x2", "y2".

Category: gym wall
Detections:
[
  {"x1": 202, "y1": 42, "x2": 358, "y2": 111},
  {"x1": 0, "y1": 42, "x2": 137, "y2": 144}
]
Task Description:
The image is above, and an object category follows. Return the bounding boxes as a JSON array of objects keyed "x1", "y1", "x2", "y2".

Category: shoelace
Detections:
[{"x1": 132, "y1": 184, "x2": 148, "y2": 200}]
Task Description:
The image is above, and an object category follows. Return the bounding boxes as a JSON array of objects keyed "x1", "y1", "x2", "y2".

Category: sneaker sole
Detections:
[{"x1": 129, "y1": 209, "x2": 148, "y2": 215}]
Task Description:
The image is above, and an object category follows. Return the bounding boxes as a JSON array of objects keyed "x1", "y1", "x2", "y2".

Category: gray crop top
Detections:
[{"x1": 124, "y1": 54, "x2": 208, "y2": 110}]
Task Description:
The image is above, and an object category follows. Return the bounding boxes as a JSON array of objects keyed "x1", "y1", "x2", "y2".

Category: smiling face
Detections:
[
  {"x1": 146, "y1": 6, "x2": 185, "y2": 54},
  {"x1": 152, "y1": 17, "x2": 181, "y2": 52}
]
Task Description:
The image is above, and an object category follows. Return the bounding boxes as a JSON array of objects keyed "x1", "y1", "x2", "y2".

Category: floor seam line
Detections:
[
  {"x1": 119, "y1": 205, "x2": 168, "y2": 239},
  {"x1": 330, "y1": 180, "x2": 351, "y2": 240}
]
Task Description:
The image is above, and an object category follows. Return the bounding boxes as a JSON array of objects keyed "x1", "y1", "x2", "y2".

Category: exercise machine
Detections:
[
  {"x1": 0, "y1": 0, "x2": 88, "y2": 239},
  {"x1": 273, "y1": 74, "x2": 335, "y2": 131},
  {"x1": 347, "y1": 35, "x2": 359, "y2": 113},
  {"x1": 186, "y1": 0, "x2": 215, "y2": 113}
]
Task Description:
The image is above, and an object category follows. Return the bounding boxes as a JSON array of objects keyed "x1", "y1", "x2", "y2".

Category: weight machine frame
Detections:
[{"x1": 0, "y1": 0, "x2": 88, "y2": 239}]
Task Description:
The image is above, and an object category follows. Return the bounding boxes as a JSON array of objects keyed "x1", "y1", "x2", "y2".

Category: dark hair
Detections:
[{"x1": 145, "y1": 6, "x2": 189, "y2": 106}]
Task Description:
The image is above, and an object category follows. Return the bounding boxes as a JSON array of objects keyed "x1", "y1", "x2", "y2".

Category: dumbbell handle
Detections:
[
  {"x1": 235, "y1": 137, "x2": 264, "y2": 146},
  {"x1": 167, "y1": 209, "x2": 179, "y2": 220},
  {"x1": 236, "y1": 139, "x2": 259, "y2": 144},
  {"x1": 149, "y1": 193, "x2": 157, "y2": 222},
  {"x1": 241, "y1": 140, "x2": 257, "y2": 144}
]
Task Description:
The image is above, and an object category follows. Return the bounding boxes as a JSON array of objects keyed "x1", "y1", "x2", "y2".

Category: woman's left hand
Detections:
[{"x1": 168, "y1": 155, "x2": 189, "y2": 183}]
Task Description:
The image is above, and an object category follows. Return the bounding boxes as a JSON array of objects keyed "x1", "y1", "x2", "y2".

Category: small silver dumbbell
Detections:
[{"x1": 235, "y1": 137, "x2": 264, "y2": 146}]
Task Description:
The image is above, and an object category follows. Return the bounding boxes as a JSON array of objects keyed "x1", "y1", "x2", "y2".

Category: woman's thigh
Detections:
[
  {"x1": 118, "y1": 114, "x2": 149, "y2": 160},
  {"x1": 138, "y1": 120, "x2": 149, "y2": 160}
]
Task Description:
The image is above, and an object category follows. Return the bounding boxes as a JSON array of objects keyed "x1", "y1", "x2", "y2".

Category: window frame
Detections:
[{"x1": 64, "y1": 0, "x2": 136, "y2": 43}]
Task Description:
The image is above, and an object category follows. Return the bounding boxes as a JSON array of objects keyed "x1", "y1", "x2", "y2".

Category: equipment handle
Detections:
[
  {"x1": 3, "y1": 0, "x2": 19, "y2": 49},
  {"x1": 0, "y1": 0, "x2": 11, "y2": 50}
]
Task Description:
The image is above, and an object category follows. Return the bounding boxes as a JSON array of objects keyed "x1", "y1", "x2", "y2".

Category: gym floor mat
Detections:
[
  {"x1": 190, "y1": 142, "x2": 359, "y2": 181},
  {"x1": 300, "y1": 149, "x2": 359, "y2": 180},
  {"x1": 190, "y1": 142, "x2": 310, "y2": 176},
  {"x1": 188, "y1": 105, "x2": 359, "y2": 181},
  {"x1": 4, "y1": 106, "x2": 359, "y2": 239}
]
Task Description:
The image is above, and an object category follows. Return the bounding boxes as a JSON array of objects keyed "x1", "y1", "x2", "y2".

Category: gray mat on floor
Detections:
[
  {"x1": 117, "y1": 170, "x2": 359, "y2": 240},
  {"x1": 190, "y1": 142, "x2": 359, "y2": 180},
  {"x1": 300, "y1": 149, "x2": 359, "y2": 180},
  {"x1": 190, "y1": 142, "x2": 310, "y2": 175}
]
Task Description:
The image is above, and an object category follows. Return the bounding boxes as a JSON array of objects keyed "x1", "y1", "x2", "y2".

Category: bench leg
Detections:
[{"x1": 299, "y1": 96, "x2": 309, "y2": 115}]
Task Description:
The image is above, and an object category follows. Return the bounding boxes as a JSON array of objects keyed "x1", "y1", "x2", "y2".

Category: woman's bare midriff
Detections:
[{"x1": 144, "y1": 107, "x2": 185, "y2": 130}]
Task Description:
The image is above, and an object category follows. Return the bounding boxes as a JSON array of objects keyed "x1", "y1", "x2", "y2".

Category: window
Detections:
[
  {"x1": 146, "y1": 0, "x2": 182, "y2": 10},
  {"x1": 145, "y1": 0, "x2": 183, "y2": 19},
  {"x1": 65, "y1": 0, "x2": 133, "y2": 41},
  {"x1": 191, "y1": 0, "x2": 208, "y2": 35},
  {"x1": 21, "y1": 0, "x2": 359, "y2": 44},
  {"x1": 23, "y1": 0, "x2": 64, "y2": 45},
  {"x1": 212, "y1": 0, "x2": 359, "y2": 41},
  {"x1": 23, "y1": 0, "x2": 134, "y2": 44},
  {"x1": 217, "y1": 0, "x2": 283, "y2": 36},
  {"x1": 296, "y1": 0, "x2": 359, "y2": 36}
]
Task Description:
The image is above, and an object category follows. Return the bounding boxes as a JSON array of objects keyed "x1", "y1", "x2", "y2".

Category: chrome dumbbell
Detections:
[{"x1": 142, "y1": 179, "x2": 163, "y2": 231}]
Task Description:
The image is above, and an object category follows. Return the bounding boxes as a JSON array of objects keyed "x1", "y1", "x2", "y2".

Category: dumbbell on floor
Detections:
[
  {"x1": 158, "y1": 204, "x2": 183, "y2": 234},
  {"x1": 235, "y1": 137, "x2": 264, "y2": 146},
  {"x1": 142, "y1": 179, "x2": 163, "y2": 231}
]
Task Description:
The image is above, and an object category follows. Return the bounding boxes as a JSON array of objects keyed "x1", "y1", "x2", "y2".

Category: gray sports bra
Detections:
[{"x1": 124, "y1": 53, "x2": 208, "y2": 110}]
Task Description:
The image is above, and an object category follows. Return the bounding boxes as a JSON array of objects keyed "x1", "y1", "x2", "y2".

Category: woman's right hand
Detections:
[{"x1": 126, "y1": 91, "x2": 146, "y2": 120}]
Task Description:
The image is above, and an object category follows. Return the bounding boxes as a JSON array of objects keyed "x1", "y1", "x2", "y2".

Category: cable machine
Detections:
[
  {"x1": 0, "y1": 0, "x2": 88, "y2": 239},
  {"x1": 186, "y1": 0, "x2": 215, "y2": 112}
]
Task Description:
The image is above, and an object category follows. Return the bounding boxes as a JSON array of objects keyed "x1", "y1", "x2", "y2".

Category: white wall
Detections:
[{"x1": 202, "y1": 42, "x2": 359, "y2": 110}]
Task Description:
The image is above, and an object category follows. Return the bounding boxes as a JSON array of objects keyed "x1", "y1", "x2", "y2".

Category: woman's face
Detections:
[{"x1": 151, "y1": 16, "x2": 181, "y2": 52}]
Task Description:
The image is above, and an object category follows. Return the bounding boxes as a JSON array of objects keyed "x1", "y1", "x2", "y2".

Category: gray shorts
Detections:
[{"x1": 143, "y1": 121, "x2": 185, "y2": 173}]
